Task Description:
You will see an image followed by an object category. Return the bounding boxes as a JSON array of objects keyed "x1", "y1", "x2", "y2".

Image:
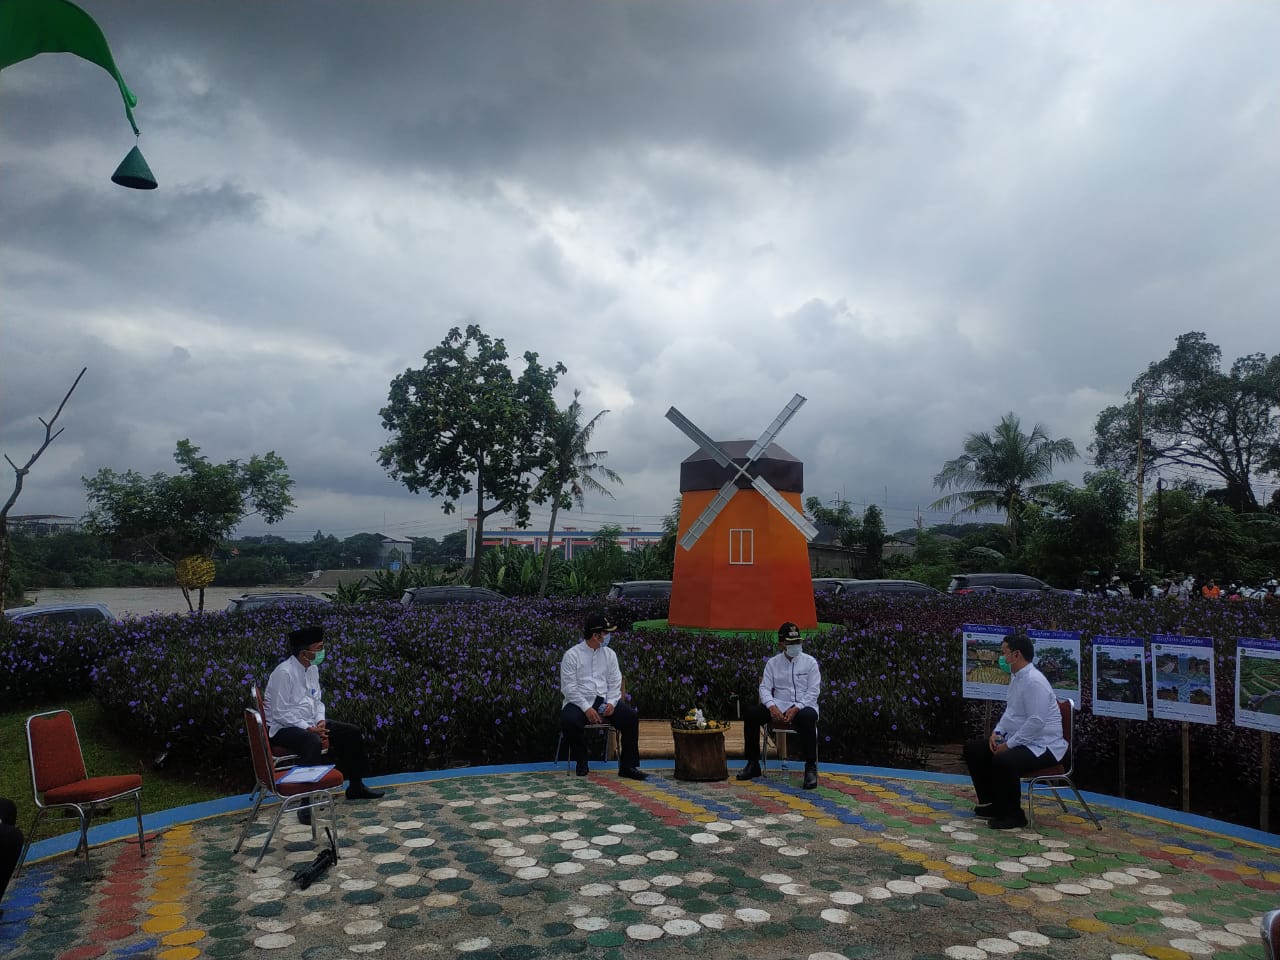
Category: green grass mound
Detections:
[{"x1": 631, "y1": 619, "x2": 840, "y2": 641}]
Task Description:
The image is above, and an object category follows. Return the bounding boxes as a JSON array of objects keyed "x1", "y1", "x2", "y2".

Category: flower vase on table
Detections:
[{"x1": 671, "y1": 709, "x2": 729, "y2": 782}]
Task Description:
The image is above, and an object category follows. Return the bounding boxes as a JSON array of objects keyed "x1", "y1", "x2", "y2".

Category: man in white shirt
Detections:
[
  {"x1": 264, "y1": 625, "x2": 384, "y2": 821},
  {"x1": 736, "y1": 622, "x2": 822, "y2": 790},
  {"x1": 962, "y1": 630, "x2": 1067, "y2": 830},
  {"x1": 560, "y1": 611, "x2": 646, "y2": 780}
]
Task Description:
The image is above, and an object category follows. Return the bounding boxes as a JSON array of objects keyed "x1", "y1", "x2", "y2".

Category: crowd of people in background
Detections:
[{"x1": 1078, "y1": 571, "x2": 1280, "y2": 603}]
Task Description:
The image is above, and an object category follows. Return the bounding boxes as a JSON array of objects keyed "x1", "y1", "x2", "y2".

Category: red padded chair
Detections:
[
  {"x1": 18, "y1": 709, "x2": 145, "y2": 875},
  {"x1": 234, "y1": 707, "x2": 342, "y2": 871},
  {"x1": 1022, "y1": 698, "x2": 1102, "y2": 830}
]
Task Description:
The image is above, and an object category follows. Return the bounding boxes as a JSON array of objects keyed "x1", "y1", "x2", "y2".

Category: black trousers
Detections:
[
  {"x1": 742, "y1": 704, "x2": 818, "y2": 763},
  {"x1": 962, "y1": 737, "x2": 1054, "y2": 816},
  {"x1": 561, "y1": 698, "x2": 640, "y2": 770},
  {"x1": 1, "y1": 797, "x2": 22, "y2": 907},
  {"x1": 271, "y1": 720, "x2": 370, "y2": 785}
]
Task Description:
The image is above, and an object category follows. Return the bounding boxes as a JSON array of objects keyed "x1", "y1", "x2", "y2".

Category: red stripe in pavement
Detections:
[{"x1": 73, "y1": 836, "x2": 145, "y2": 956}]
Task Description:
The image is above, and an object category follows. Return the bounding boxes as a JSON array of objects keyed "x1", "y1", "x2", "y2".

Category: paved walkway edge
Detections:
[{"x1": 23, "y1": 758, "x2": 1280, "y2": 864}]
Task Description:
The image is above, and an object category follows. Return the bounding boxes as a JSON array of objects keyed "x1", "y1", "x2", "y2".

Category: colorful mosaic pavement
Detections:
[{"x1": 3, "y1": 768, "x2": 1279, "y2": 960}]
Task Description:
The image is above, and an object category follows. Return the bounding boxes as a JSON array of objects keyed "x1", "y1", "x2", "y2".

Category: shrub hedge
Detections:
[{"x1": 2, "y1": 593, "x2": 1277, "y2": 827}]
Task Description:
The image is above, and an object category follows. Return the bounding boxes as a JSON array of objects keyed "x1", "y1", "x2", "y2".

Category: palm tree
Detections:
[
  {"x1": 535, "y1": 391, "x2": 623, "y2": 596},
  {"x1": 930, "y1": 412, "x2": 1078, "y2": 552}
]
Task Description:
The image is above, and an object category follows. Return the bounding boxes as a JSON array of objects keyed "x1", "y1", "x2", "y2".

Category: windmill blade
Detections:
[
  {"x1": 665, "y1": 406, "x2": 736, "y2": 469},
  {"x1": 744, "y1": 394, "x2": 806, "y2": 463},
  {"x1": 679, "y1": 479, "x2": 739, "y2": 551},
  {"x1": 750, "y1": 475, "x2": 819, "y2": 541}
]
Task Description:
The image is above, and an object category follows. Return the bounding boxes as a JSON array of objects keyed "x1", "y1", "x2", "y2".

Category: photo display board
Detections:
[
  {"x1": 1027, "y1": 629, "x2": 1082, "y2": 706},
  {"x1": 1092, "y1": 636, "x2": 1148, "y2": 720},
  {"x1": 962, "y1": 624, "x2": 1015, "y2": 701},
  {"x1": 1235, "y1": 637, "x2": 1280, "y2": 734},
  {"x1": 1150, "y1": 635, "x2": 1217, "y2": 724}
]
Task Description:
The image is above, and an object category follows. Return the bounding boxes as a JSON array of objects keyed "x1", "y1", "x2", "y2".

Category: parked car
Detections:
[
  {"x1": 400, "y1": 586, "x2": 507, "y2": 608},
  {"x1": 225, "y1": 592, "x2": 330, "y2": 614},
  {"x1": 837, "y1": 579, "x2": 942, "y2": 597},
  {"x1": 606, "y1": 581, "x2": 673, "y2": 601},
  {"x1": 4, "y1": 602, "x2": 114, "y2": 625},
  {"x1": 947, "y1": 573, "x2": 1065, "y2": 596},
  {"x1": 812, "y1": 578, "x2": 858, "y2": 595}
]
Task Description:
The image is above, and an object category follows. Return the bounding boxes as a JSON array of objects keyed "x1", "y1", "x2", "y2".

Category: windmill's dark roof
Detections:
[{"x1": 679, "y1": 441, "x2": 804, "y2": 493}]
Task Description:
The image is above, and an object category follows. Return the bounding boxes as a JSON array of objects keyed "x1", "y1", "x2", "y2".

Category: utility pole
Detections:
[
  {"x1": 1136, "y1": 390, "x2": 1145, "y2": 573},
  {"x1": 1156, "y1": 477, "x2": 1165, "y2": 572}
]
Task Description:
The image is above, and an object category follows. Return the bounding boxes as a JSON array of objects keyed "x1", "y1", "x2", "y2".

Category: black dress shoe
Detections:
[
  {"x1": 988, "y1": 813, "x2": 1028, "y2": 830},
  {"x1": 346, "y1": 784, "x2": 385, "y2": 801},
  {"x1": 619, "y1": 767, "x2": 648, "y2": 781},
  {"x1": 973, "y1": 803, "x2": 997, "y2": 818},
  {"x1": 803, "y1": 763, "x2": 818, "y2": 790},
  {"x1": 575, "y1": 760, "x2": 589, "y2": 776},
  {"x1": 736, "y1": 762, "x2": 762, "y2": 781},
  {"x1": 296, "y1": 808, "x2": 312, "y2": 825}
]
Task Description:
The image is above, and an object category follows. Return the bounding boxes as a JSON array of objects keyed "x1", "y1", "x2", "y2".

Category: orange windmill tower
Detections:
[{"x1": 665, "y1": 395, "x2": 819, "y2": 631}]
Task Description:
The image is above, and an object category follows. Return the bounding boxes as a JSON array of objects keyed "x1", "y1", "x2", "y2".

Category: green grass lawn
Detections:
[{"x1": 2, "y1": 698, "x2": 233, "y2": 841}]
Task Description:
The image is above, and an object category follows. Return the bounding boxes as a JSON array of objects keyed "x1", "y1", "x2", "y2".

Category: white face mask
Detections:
[
  {"x1": 786, "y1": 644, "x2": 802, "y2": 658},
  {"x1": 601, "y1": 635, "x2": 611, "y2": 647}
]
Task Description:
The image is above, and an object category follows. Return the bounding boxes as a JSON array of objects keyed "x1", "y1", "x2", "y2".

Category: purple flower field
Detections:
[{"x1": 2, "y1": 593, "x2": 1277, "y2": 826}]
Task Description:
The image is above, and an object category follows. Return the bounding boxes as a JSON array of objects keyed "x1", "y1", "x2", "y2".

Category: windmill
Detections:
[{"x1": 665, "y1": 394, "x2": 819, "y2": 631}]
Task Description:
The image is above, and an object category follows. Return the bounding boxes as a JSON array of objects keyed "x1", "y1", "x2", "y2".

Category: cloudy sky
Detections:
[{"x1": 2, "y1": 1, "x2": 1276, "y2": 545}]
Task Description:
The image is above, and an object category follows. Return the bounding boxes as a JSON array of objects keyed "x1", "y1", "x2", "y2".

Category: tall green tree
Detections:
[
  {"x1": 341, "y1": 532, "x2": 386, "y2": 568},
  {"x1": 83, "y1": 440, "x2": 295, "y2": 611},
  {"x1": 658, "y1": 495, "x2": 681, "y2": 570},
  {"x1": 1092, "y1": 332, "x2": 1280, "y2": 512},
  {"x1": 861, "y1": 504, "x2": 886, "y2": 577},
  {"x1": 409, "y1": 530, "x2": 467, "y2": 566},
  {"x1": 930, "y1": 412, "x2": 1078, "y2": 552},
  {"x1": 378, "y1": 325, "x2": 564, "y2": 585},
  {"x1": 1019, "y1": 471, "x2": 1134, "y2": 586},
  {"x1": 804, "y1": 496, "x2": 861, "y2": 546},
  {"x1": 533, "y1": 390, "x2": 622, "y2": 596}
]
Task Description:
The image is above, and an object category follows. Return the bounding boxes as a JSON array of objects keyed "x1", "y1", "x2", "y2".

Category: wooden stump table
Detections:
[{"x1": 672, "y1": 728, "x2": 728, "y2": 781}]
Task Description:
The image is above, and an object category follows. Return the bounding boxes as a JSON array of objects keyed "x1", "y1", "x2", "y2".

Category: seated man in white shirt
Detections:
[
  {"x1": 264, "y1": 625, "x2": 384, "y2": 821},
  {"x1": 736, "y1": 622, "x2": 822, "y2": 790},
  {"x1": 962, "y1": 630, "x2": 1067, "y2": 830},
  {"x1": 560, "y1": 611, "x2": 646, "y2": 780}
]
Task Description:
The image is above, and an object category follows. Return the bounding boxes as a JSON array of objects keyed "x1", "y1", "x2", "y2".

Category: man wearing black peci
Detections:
[
  {"x1": 264, "y1": 625, "x2": 384, "y2": 822},
  {"x1": 560, "y1": 611, "x2": 647, "y2": 780},
  {"x1": 737, "y1": 622, "x2": 822, "y2": 789}
]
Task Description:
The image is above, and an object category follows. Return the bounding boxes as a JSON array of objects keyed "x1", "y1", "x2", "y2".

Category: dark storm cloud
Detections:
[
  {"x1": 1, "y1": 177, "x2": 264, "y2": 262},
  {"x1": 91, "y1": 2, "x2": 881, "y2": 182},
  {"x1": 2, "y1": 1, "x2": 1277, "y2": 540}
]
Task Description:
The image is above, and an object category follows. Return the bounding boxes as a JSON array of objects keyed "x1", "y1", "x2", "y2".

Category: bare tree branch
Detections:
[{"x1": 0, "y1": 367, "x2": 87, "y2": 609}]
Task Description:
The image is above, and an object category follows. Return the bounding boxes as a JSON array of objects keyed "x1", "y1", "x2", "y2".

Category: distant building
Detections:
[
  {"x1": 377, "y1": 535, "x2": 412, "y2": 568},
  {"x1": 9, "y1": 514, "x2": 82, "y2": 536},
  {"x1": 884, "y1": 536, "x2": 915, "y2": 560},
  {"x1": 465, "y1": 518, "x2": 664, "y2": 561}
]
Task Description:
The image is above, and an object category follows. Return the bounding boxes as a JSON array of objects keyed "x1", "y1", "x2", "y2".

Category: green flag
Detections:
[{"x1": 0, "y1": 0, "x2": 139, "y2": 134}]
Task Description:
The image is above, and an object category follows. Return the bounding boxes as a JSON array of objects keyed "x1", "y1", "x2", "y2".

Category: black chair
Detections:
[
  {"x1": 552, "y1": 725, "x2": 618, "y2": 774},
  {"x1": 760, "y1": 721, "x2": 817, "y2": 778}
]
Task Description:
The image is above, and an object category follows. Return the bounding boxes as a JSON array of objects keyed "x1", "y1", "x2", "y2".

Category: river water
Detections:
[{"x1": 18, "y1": 585, "x2": 332, "y2": 617}]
